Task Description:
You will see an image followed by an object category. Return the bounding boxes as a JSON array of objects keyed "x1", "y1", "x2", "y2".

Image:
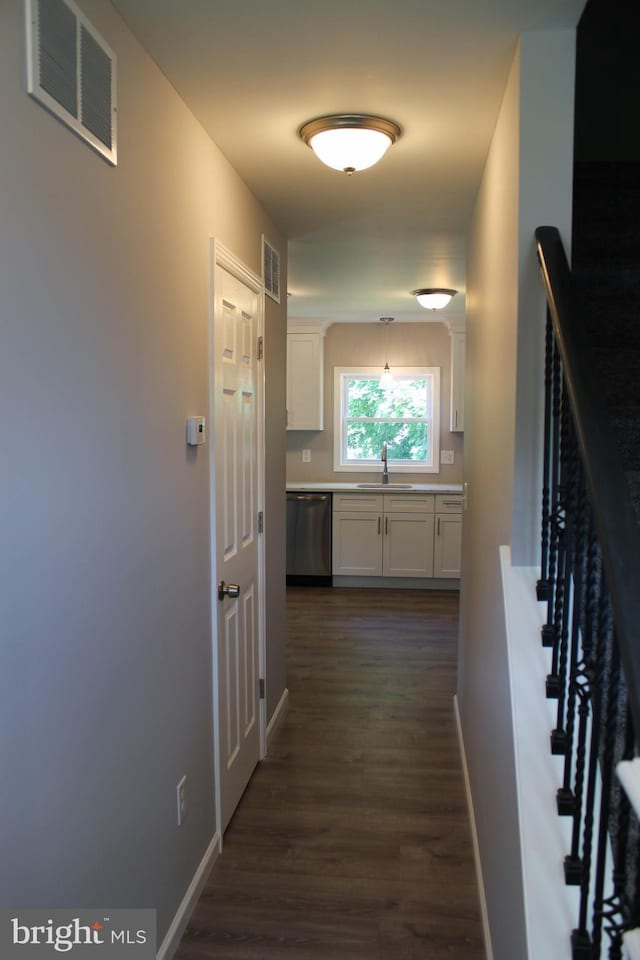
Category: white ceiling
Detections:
[{"x1": 112, "y1": 0, "x2": 585, "y2": 324}]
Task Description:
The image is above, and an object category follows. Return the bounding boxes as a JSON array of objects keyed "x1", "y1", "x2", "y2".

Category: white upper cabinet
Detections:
[
  {"x1": 449, "y1": 324, "x2": 465, "y2": 433},
  {"x1": 286, "y1": 322, "x2": 326, "y2": 431}
]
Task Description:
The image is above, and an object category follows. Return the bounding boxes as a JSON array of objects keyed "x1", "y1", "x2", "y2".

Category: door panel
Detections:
[
  {"x1": 242, "y1": 587, "x2": 256, "y2": 737},
  {"x1": 222, "y1": 603, "x2": 240, "y2": 769}
]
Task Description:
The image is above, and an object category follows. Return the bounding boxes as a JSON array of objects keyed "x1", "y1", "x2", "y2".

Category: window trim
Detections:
[{"x1": 333, "y1": 366, "x2": 440, "y2": 473}]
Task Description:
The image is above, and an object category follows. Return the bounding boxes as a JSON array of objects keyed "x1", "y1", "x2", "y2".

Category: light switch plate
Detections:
[
  {"x1": 302, "y1": 449, "x2": 311, "y2": 463},
  {"x1": 440, "y1": 449, "x2": 454, "y2": 465}
]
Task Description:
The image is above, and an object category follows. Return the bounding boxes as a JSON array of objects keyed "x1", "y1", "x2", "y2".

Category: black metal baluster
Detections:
[
  {"x1": 630, "y1": 784, "x2": 640, "y2": 935},
  {"x1": 571, "y1": 519, "x2": 603, "y2": 957},
  {"x1": 561, "y1": 469, "x2": 590, "y2": 885},
  {"x1": 551, "y1": 386, "x2": 576, "y2": 754},
  {"x1": 557, "y1": 444, "x2": 585, "y2": 811},
  {"x1": 542, "y1": 343, "x2": 563, "y2": 650},
  {"x1": 538, "y1": 307, "x2": 554, "y2": 602},
  {"x1": 547, "y1": 543, "x2": 566, "y2": 700},
  {"x1": 602, "y1": 703, "x2": 633, "y2": 958},
  {"x1": 591, "y1": 627, "x2": 621, "y2": 959}
]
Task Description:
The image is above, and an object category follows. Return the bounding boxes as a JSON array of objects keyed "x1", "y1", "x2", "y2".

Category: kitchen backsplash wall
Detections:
[{"x1": 286, "y1": 321, "x2": 464, "y2": 484}]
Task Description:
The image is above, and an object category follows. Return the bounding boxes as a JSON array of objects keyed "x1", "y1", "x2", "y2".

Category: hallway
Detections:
[{"x1": 175, "y1": 587, "x2": 485, "y2": 959}]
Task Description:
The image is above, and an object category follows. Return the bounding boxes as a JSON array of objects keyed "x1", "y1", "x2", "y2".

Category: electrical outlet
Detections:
[
  {"x1": 302, "y1": 449, "x2": 311, "y2": 463},
  {"x1": 176, "y1": 775, "x2": 187, "y2": 827},
  {"x1": 440, "y1": 449, "x2": 455, "y2": 465}
]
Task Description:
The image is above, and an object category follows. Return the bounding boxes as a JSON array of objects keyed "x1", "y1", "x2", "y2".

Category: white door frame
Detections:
[{"x1": 208, "y1": 239, "x2": 266, "y2": 844}]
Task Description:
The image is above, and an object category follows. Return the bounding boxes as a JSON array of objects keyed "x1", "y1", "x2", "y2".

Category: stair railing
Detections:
[{"x1": 535, "y1": 225, "x2": 640, "y2": 959}]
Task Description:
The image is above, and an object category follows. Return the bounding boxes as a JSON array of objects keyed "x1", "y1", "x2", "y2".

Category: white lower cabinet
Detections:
[
  {"x1": 383, "y1": 512, "x2": 435, "y2": 577},
  {"x1": 434, "y1": 515, "x2": 462, "y2": 577},
  {"x1": 332, "y1": 493, "x2": 436, "y2": 579},
  {"x1": 332, "y1": 510, "x2": 383, "y2": 576},
  {"x1": 433, "y1": 494, "x2": 463, "y2": 578}
]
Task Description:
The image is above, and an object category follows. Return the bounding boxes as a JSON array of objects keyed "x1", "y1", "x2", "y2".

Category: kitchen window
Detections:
[{"x1": 333, "y1": 366, "x2": 440, "y2": 473}]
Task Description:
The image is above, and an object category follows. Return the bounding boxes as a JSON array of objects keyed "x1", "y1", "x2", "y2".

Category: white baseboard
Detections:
[
  {"x1": 453, "y1": 694, "x2": 493, "y2": 960},
  {"x1": 156, "y1": 831, "x2": 220, "y2": 960},
  {"x1": 266, "y1": 687, "x2": 289, "y2": 752},
  {"x1": 332, "y1": 576, "x2": 459, "y2": 590}
]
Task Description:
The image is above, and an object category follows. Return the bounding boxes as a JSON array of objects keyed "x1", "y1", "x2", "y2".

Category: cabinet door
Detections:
[
  {"x1": 286, "y1": 333, "x2": 323, "y2": 430},
  {"x1": 383, "y1": 512, "x2": 435, "y2": 578},
  {"x1": 450, "y1": 331, "x2": 465, "y2": 433},
  {"x1": 434, "y1": 514, "x2": 462, "y2": 578},
  {"x1": 332, "y1": 512, "x2": 382, "y2": 576}
]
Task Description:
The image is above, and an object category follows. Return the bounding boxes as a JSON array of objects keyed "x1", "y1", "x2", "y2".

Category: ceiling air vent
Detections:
[
  {"x1": 262, "y1": 237, "x2": 281, "y2": 303},
  {"x1": 25, "y1": 0, "x2": 117, "y2": 166}
]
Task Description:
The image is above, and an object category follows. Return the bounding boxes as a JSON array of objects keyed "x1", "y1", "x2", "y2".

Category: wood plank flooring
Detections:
[{"x1": 175, "y1": 587, "x2": 485, "y2": 960}]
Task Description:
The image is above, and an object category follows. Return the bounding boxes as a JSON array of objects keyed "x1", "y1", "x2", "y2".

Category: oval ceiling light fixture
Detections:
[
  {"x1": 299, "y1": 114, "x2": 402, "y2": 175},
  {"x1": 412, "y1": 288, "x2": 458, "y2": 311}
]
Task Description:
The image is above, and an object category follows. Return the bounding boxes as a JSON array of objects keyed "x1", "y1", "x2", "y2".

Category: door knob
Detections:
[{"x1": 218, "y1": 581, "x2": 240, "y2": 601}]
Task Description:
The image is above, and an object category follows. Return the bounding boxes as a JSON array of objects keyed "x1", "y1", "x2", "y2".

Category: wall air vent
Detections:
[
  {"x1": 262, "y1": 237, "x2": 281, "y2": 303},
  {"x1": 25, "y1": 0, "x2": 117, "y2": 166}
]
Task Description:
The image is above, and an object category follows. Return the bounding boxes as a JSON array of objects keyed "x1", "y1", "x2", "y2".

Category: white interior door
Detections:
[{"x1": 211, "y1": 243, "x2": 264, "y2": 834}]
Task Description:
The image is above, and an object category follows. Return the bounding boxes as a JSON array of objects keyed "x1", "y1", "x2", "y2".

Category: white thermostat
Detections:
[{"x1": 187, "y1": 416, "x2": 206, "y2": 446}]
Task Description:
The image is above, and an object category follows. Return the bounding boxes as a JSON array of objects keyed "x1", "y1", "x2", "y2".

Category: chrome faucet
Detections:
[{"x1": 381, "y1": 441, "x2": 389, "y2": 484}]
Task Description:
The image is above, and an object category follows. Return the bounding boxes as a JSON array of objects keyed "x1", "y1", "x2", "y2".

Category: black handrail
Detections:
[{"x1": 535, "y1": 226, "x2": 640, "y2": 739}]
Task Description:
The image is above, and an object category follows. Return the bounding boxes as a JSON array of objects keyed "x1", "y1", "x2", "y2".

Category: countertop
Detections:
[{"x1": 286, "y1": 482, "x2": 463, "y2": 493}]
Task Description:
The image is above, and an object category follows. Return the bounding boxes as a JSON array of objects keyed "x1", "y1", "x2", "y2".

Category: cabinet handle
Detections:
[
  {"x1": 385, "y1": 516, "x2": 388, "y2": 535},
  {"x1": 455, "y1": 410, "x2": 458, "y2": 429},
  {"x1": 437, "y1": 517, "x2": 441, "y2": 536},
  {"x1": 378, "y1": 516, "x2": 381, "y2": 535}
]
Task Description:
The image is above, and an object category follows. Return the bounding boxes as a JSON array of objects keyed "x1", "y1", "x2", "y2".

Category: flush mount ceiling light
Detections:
[
  {"x1": 412, "y1": 288, "x2": 458, "y2": 311},
  {"x1": 298, "y1": 114, "x2": 402, "y2": 175}
]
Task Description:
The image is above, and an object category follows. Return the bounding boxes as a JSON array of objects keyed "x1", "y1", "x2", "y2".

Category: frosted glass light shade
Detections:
[
  {"x1": 309, "y1": 128, "x2": 392, "y2": 172},
  {"x1": 380, "y1": 363, "x2": 394, "y2": 388},
  {"x1": 412, "y1": 288, "x2": 457, "y2": 310},
  {"x1": 299, "y1": 115, "x2": 401, "y2": 174}
]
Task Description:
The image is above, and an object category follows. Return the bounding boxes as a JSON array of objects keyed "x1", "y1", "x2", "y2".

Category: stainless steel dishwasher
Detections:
[{"x1": 286, "y1": 492, "x2": 332, "y2": 586}]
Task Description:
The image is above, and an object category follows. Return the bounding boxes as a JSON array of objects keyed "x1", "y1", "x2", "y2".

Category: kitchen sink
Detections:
[{"x1": 356, "y1": 483, "x2": 413, "y2": 489}]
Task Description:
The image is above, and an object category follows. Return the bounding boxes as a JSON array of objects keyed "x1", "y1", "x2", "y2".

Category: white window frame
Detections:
[{"x1": 333, "y1": 366, "x2": 441, "y2": 473}]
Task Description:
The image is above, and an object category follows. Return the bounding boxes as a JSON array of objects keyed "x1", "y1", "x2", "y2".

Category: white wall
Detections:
[
  {"x1": 512, "y1": 31, "x2": 576, "y2": 566},
  {"x1": 458, "y1": 46, "x2": 524, "y2": 959},
  {"x1": 286, "y1": 321, "x2": 464, "y2": 485},
  {"x1": 0, "y1": 0, "x2": 286, "y2": 944},
  {"x1": 458, "y1": 30, "x2": 576, "y2": 960}
]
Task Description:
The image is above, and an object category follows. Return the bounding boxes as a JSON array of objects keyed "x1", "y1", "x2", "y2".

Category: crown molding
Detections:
[{"x1": 287, "y1": 318, "x2": 332, "y2": 335}]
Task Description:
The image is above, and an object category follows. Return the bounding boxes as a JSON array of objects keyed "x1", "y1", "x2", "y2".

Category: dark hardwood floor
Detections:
[{"x1": 176, "y1": 587, "x2": 485, "y2": 959}]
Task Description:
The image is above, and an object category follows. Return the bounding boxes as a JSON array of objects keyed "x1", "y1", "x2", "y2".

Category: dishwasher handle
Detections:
[{"x1": 288, "y1": 494, "x2": 330, "y2": 502}]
